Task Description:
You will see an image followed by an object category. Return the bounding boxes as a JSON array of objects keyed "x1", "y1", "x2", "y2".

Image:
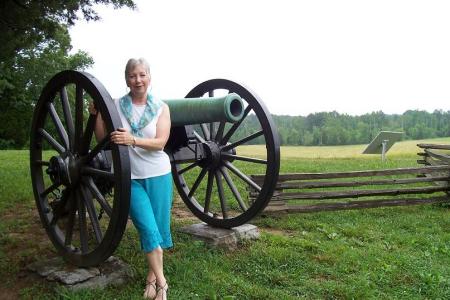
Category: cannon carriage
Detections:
[
  {"x1": 30, "y1": 70, "x2": 450, "y2": 269},
  {"x1": 30, "y1": 70, "x2": 280, "y2": 267}
]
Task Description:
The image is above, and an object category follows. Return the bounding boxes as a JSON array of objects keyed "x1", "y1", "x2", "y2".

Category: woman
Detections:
[{"x1": 91, "y1": 58, "x2": 172, "y2": 300}]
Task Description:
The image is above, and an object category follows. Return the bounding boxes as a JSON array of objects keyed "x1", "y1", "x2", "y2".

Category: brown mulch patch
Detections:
[
  {"x1": 0, "y1": 203, "x2": 55, "y2": 299},
  {"x1": 0, "y1": 196, "x2": 199, "y2": 299},
  {"x1": 172, "y1": 205, "x2": 198, "y2": 222}
]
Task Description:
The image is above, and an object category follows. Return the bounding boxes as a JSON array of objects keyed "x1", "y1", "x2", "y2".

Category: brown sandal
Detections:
[
  {"x1": 143, "y1": 279, "x2": 157, "y2": 299},
  {"x1": 156, "y1": 282, "x2": 168, "y2": 300}
]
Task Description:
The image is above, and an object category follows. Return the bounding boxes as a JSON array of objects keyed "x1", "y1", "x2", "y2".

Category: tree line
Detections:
[{"x1": 232, "y1": 110, "x2": 450, "y2": 146}]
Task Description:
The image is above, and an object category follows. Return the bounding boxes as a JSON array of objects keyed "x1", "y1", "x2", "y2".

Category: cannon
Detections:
[{"x1": 30, "y1": 70, "x2": 280, "y2": 266}]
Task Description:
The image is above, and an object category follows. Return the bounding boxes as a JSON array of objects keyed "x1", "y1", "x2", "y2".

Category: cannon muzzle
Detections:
[{"x1": 162, "y1": 93, "x2": 244, "y2": 126}]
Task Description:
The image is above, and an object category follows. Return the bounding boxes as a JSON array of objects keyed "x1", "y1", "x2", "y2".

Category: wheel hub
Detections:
[
  {"x1": 67, "y1": 156, "x2": 81, "y2": 187},
  {"x1": 47, "y1": 156, "x2": 68, "y2": 186},
  {"x1": 47, "y1": 155, "x2": 81, "y2": 187},
  {"x1": 200, "y1": 141, "x2": 221, "y2": 169}
]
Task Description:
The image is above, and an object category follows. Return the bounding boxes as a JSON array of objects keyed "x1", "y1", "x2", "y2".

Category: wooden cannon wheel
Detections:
[
  {"x1": 30, "y1": 71, "x2": 130, "y2": 267},
  {"x1": 172, "y1": 79, "x2": 280, "y2": 228}
]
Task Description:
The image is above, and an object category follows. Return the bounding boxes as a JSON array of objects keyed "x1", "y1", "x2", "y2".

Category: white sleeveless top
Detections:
[{"x1": 114, "y1": 99, "x2": 171, "y2": 179}]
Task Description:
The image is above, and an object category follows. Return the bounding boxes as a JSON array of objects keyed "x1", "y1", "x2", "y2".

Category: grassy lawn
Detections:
[{"x1": 1, "y1": 139, "x2": 450, "y2": 299}]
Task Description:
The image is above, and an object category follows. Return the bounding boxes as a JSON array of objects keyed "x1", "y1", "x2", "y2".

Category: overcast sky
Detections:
[{"x1": 69, "y1": 0, "x2": 450, "y2": 116}]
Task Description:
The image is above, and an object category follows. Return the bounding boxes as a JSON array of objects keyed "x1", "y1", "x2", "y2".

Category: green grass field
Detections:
[
  {"x1": 238, "y1": 137, "x2": 450, "y2": 159},
  {"x1": 1, "y1": 139, "x2": 449, "y2": 299}
]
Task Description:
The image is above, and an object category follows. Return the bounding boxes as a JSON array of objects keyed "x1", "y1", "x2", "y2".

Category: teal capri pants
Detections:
[{"x1": 129, "y1": 172, "x2": 173, "y2": 253}]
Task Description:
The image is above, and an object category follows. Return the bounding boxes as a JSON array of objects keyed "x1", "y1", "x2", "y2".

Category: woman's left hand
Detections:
[{"x1": 110, "y1": 128, "x2": 135, "y2": 146}]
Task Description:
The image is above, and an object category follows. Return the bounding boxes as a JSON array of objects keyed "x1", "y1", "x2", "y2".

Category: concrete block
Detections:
[{"x1": 179, "y1": 223, "x2": 260, "y2": 250}]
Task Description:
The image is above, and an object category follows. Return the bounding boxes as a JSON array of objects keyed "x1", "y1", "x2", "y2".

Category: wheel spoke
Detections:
[
  {"x1": 200, "y1": 124, "x2": 211, "y2": 141},
  {"x1": 35, "y1": 160, "x2": 50, "y2": 166},
  {"x1": 80, "y1": 114, "x2": 96, "y2": 155},
  {"x1": 64, "y1": 191, "x2": 76, "y2": 246},
  {"x1": 204, "y1": 170, "x2": 214, "y2": 213},
  {"x1": 188, "y1": 167, "x2": 208, "y2": 198},
  {"x1": 220, "y1": 167, "x2": 247, "y2": 211},
  {"x1": 81, "y1": 166, "x2": 115, "y2": 181},
  {"x1": 38, "y1": 128, "x2": 65, "y2": 154},
  {"x1": 47, "y1": 102, "x2": 69, "y2": 150},
  {"x1": 77, "y1": 189, "x2": 89, "y2": 254},
  {"x1": 222, "y1": 130, "x2": 264, "y2": 151},
  {"x1": 221, "y1": 105, "x2": 252, "y2": 144},
  {"x1": 221, "y1": 153, "x2": 267, "y2": 164},
  {"x1": 40, "y1": 182, "x2": 60, "y2": 197},
  {"x1": 85, "y1": 135, "x2": 110, "y2": 163},
  {"x1": 215, "y1": 121, "x2": 225, "y2": 143},
  {"x1": 80, "y1": 184, "x2": 103, "y2": 244},
  {"x1": 50, "y1": 188, "x2": 70, "y2": 226},
  {"x1": 215, "y1": 171, "x2": 228, "y2": 219},
  {"x1": 210, "y1": 123, "x2": 215, "y2": 140},
  {"x1": 223, "y1": 160, "x2": 262, "y2": 192},
  {"x1": 49, "y1": 212, "x2": 58, "y2": 227},
  {"x1": 85, "y1": 177, "x2": 112, "y2": 217},
  {"x1": 75, "y1": 85, "x2": 84, "y2": 153},
  {"x1": 193, "y1": 131, "x2": 206, "y2": 144},
  {"x1": 178, "y1": 160, "x2": 200, "y2": 175},
  {"x1": 60, "y1": 87, "x2": 75, "y2": 150}
]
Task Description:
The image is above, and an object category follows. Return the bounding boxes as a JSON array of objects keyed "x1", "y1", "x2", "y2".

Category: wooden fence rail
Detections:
[{"x1": 250, "y1": 144, "x2": 450, "y2": 213}]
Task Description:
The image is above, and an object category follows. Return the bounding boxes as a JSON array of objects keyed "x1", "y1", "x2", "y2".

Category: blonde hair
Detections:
[{"x1": 124, "y1": 58, "x2": 151, "y2": 80}]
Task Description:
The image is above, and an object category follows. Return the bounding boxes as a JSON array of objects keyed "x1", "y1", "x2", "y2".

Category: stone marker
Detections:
[
  {"x1": 179, "y1": 223, "x2": 260, "y2": 250},
  {"x1": 27, "y1": 256, "x2": 133, "y2": 290}
]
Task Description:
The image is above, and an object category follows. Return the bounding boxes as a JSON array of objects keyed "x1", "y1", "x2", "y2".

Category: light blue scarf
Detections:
[{"x1": 119, "y1": 92, "x2": 163, "y2": 137}]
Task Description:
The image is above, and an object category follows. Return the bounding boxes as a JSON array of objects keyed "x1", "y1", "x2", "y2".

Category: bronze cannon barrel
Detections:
[{"x1": 162, "y1": 93, "x2": 244, "y2": 126}]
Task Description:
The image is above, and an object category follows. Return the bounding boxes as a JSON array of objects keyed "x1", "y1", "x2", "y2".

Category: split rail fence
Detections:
[{"x1": 250, "y1": 144, "x2": 450, "y2": 213}]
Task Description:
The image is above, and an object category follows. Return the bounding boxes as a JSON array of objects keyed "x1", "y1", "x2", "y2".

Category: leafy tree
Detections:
[
  {"x1": 0, "y1": 26, "x2": 93, "y2": 148},
  {"x1": 0, "y1": 0, "x2": 135, "y2": 62},
  {"x1": 0, "y1": 0, "x2": 136, "y2": 148}
]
